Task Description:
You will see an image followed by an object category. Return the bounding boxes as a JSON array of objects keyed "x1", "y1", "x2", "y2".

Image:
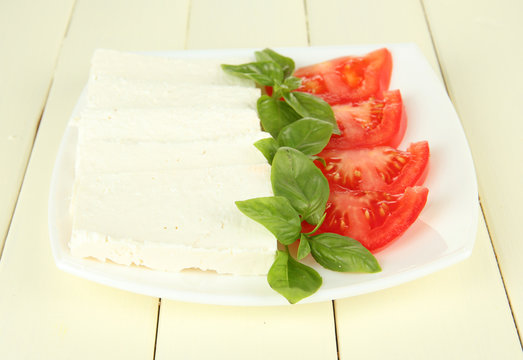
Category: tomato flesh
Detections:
[
  {"x1": 308, "y1": 186, "x2": 428, "y2": 252},
  {"x1": 318, "y1": 141, "x2": 429, "y2": 194},
  {"x1": 293, "y1": 49, "x2": 429, "y2": 254},
  {"x1": 324, "y1": 89, "x2": 406, "y2": 150},
  {"x1": 294, "y1": 48, "x2": 392, "y2": 105}
]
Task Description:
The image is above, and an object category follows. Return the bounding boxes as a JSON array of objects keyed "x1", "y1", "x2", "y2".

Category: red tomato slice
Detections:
[
  {"x1": 307, "y1": 186, "x2": 428, "y2": 253},
  {"x1": 318, "y1": 141, "x2": 429, "y2": 194},
  {"x1": 325, "y1": 89, "x2": 406, "y2": 150},
  {"x1": 294, "y1": 48, "x2": 392, "y2": 105}
]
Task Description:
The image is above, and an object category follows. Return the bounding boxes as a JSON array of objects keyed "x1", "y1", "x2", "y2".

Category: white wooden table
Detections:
[{"x1": 1, "y1": 0, "x2": 522, "y2": 358}]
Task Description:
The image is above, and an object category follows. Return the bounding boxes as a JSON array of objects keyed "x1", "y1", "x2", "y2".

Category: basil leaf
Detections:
[
  {"x1": 310, "y1": 155, "x2": 327, "y2": 167},
  {"x1": 235, "y1": 196, "x2": 301, "y2": 245},
  {"x1": 271, "y1": 147, "x2": 329, "y2": 225},
  {"x1": 257, "y1": 95, "x2": 301, "y2": 138},
  {"x1": 283, "y1": 91, "x2": 340, "y2": 135},
  {"x1": 297, "y1": 234, "x2": 312, "y2": 260},
  {"x1": 255, "y1": 48, "x2": 295, "y2": 78},
  {"x1": 309, "y1": 233, "x2": 381, "y2": 273},
  {"x1": 267, "y1": 250, "x2": 322, "y2": 304},
  {"x1": 277, "y1": 117, "x2": 333, "y2": 156},
  {"x1": 272, "y1": 76, "x2": 302, "y2": 98},
  {"x1": 221, "y1": 61, "x2": 284, "y2": 86},
  {"x1": 283, "y1": 76, "x2": 302, "y2": 91},
  {"x1": 254, "y1": 137, "x2": 279, "y2": 164}
]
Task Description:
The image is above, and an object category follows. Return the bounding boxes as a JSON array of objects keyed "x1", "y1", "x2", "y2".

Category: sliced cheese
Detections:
[
  {"x1": 86, "y1": 77, "x2": 261, "y2": 109},
  {"x1": 70, "y1": 164, "x2": 276, "y2": 275},
  {"x1": 75, "y1": 132, "x2": 271, "y2": 175},
  {"x1": 70, "y1": 50, "x2": 276, "y2": 276},
  {"x1": 74, "y1": 107, "x2": 262, "y2": 142},
  {"x1": 90, "y1": 49, "x2": 254, "y2": 87}
]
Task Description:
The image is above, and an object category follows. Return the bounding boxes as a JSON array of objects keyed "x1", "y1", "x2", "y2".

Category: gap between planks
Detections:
[
  {"x1": 332, "y1": 300, "x2": 341, "y2": 359},
  {"x1": 0, "y1": 0, "x2": 78, "y2": 261},
  {"x1": 0, "y1": 95, "x2": 49, "y2": 259},
  {"x1": 420, "y1": 0, "x2": 522, "y2": 348},
  {"x1": 152, "y1": 298, "x2": 162, "y2": 360},
  {"x1": 303, "y1": 0, "x2": 311, "y2": 46},
  {"x1": 479, "y1": 200, "x2": 523, "y2": 349},
  {"x1": 183, "y1": 0, "x2": 193, "y2": 50}
]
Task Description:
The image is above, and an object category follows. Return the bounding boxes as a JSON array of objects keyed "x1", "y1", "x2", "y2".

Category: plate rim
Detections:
[{"x1": 48, "y1": 43, "x2": 479, "y2": 306}]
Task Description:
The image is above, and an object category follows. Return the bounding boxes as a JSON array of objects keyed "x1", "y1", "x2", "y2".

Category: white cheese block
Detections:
[
  {"x1": 75, "y1": 132, "x2": 271, "y2": 175},
  {"x1": 74, "y1": 107, "x2": 262, "y2": 142},
  {"x1": 90, "y1": 49, "x2": 255, "y2": 87},
  {"x1": 86, "y1": 76, "x2": 261, "y2": 109},
  {"x1": 70, "y1": 164, "x2": 276, "y2": 275}
]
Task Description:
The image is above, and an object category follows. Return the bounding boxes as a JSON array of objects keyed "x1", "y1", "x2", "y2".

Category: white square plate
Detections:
[{"x1": 48, "y1": 44, "x2": 478, "y2": 305}]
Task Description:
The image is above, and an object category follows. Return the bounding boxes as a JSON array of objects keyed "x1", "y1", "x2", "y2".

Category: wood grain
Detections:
[
  {"x1": 306, "y1": 0, "x2": 522, "y2": 357},
  {"x1": 155, "y1": 1, "x2": 338, "y2": 359},
  {"x1": 423, "y1": 0, "x2": 523, "y2": 340},
  {"x1": 0, "y1": 0, "x2": 189, "y2": 358},
  {"x1": 0, "y1": 0, "x2": 75, "y2": 254}
]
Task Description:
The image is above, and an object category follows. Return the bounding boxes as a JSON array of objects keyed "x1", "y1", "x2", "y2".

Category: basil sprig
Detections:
[
  {"x1": 271, "y1": 147, "x2": 329, "y2": 226},
  {"x1": 223, "y1": 49, "x2": 380, "y2": 304}
]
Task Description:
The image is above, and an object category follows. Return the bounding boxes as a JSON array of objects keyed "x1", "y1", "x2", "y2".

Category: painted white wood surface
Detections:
[
  {"x1": 424, "y1": 0, "x2": 523, "y2": 340},
  {"x1": 155, "y1": 1, "x2": 338, "y2": 359},
  {"x1": 307, "y1": 0, "x2": 440, "y2": 74},
  {"x1": 335, "y1": 216, "x2": 522, "y2": 358},
  {"x1": 156, "y1": 301, "x2": 337, "y2": 360},
  {"x1": 0, "y1": 0, "x2": 521, "y2": 359},
  {"x1": 187, "y1": 0, "x2": 308, "y2": 49},
  {"x1": 0, "y1": 0, "x2": 189, "y2": 358},
  {"x1": 307, "y1": 0, "x2": 522, "y2": 357},
  {"x1": 0, "y1": 0, "x2": 75, "y2": 253}
]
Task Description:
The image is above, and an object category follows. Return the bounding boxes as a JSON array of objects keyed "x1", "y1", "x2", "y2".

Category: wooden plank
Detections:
[
  {"x1": 0, "y1": 0, "x2": 190, "y2": 358},
  {"x1": 0, "y1": 0, "x2": 75, "y2": 254},
  {"x1": 423, "y1": 0, "x2": 523, "y2": 340},
  {"x1": 306, "y1": 0, "x2": 440, "y2": 74},
  {"x1": 186, "y1": 0, "x2": 308, "y2": 48},
  {"x1": 305, "y1": 0, "x2": 522, "y2": 357},
  {"x1": 155, "y1": 1, "x2": 338, "y2": 359},
  {"x1": 334, "y1": 216, "x2": 522, "y2": 358},
  {"x1": 155, "y1": 302, "x2": 337, "y2": 360}
]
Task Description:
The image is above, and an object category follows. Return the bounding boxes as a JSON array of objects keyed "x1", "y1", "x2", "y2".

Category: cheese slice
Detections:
[
  {"x1": 75, "y1": 132, "x2": 271, "y2": 175},
  {"x1": 70, "y1": 50, "x2": 276, "y2": 276},
  {"x1": 90, "y1": 49, "x2": 255, "y2": 87},
  {"x1": 86, "y1": 77, "x2": 261, "y2": 109},
  {"x1": 74, "y1": 107, "x2": 262, "y2": 142},
  {"x1": 70, "y1": 164, "x2": 276, "y2": 275}
]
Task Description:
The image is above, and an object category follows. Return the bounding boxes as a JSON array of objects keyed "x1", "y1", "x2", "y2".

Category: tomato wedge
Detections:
[
  {"x1": 324, "y1": 89, "x2": 406, "y2": 150},
  {"x1": 306, "y1": 186, "x2": 428, "y2": 253},
  {"x1": 318, "y1": 141, "x2": 429, "y2": 194},
  {"x1": 294, "y1": 48, "x2": 392, "y2": 105}
]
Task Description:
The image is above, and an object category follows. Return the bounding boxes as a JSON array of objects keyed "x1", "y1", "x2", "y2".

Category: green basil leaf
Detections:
[
  {"x1": 255, "y1": 48, "x2": 295, "y2": 78},
  {"x1": 235, "y1": 196, "x2": 301, "y2": 245},
  {"x1": 283, "y1": 76, "x2": 302, "y2": 91},
  {"x1": 309, "y1": 233, "x2": 381, "y2": 273},
  {"x1": 297, "y1": 234, "x2": 312, "y2": 260},
  {"x1": 271, "y1": 147, "x2": 329, "y2": 225},
  {"x1": 267, "y1": 250, "x2": 322, "y2": 304},
  {"x1": 283, "y1": 91, "x2": 340, "y2": 135},
  {"x1": 221, "y1": 61, "x2": 284, "y2": 86},
  {"x1": 257, "y1": 95, "x2": 301, "y2": 138},
  {"x1": 310, "y1": 155, "x2": 327, "y2": 167},
  {"x1": 254, "y1": 137, "x2": 279, "y2": 164},
  {"x1": 277, "y1": 117, "x2": 333, "y2": 156}
]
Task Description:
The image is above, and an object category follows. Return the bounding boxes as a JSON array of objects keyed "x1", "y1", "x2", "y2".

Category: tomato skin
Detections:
[
  {"x1": 293, "y1": 49, "x2": 429, "y2": 254},
  {"x1": 294, "y1": 48, "x2": 393, "y2": 105},
  {"x1": 318, "y1": 141, "x2": 429, "y2": 194},
  {"x1": 325, "y1": 89, "x2": 407, "y2": 150},
  {"x1": 307, "y1": 186, "x2": 428, "y2": 253}
]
